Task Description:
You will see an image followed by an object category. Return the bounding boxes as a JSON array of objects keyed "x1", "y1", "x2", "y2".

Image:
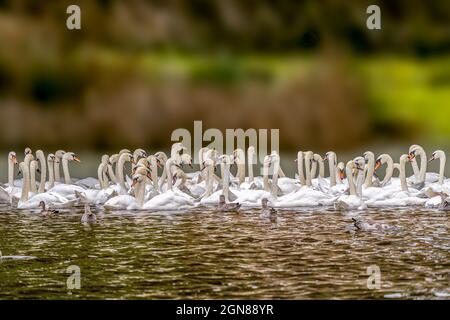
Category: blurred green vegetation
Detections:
[{"x1": 0, "y1": 0, "x2": 449, "y2": 150}]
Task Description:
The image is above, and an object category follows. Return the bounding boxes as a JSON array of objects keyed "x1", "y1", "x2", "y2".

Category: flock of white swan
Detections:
[{"x1": 1, "y1": 143, "x2": 449, "y2": 221}]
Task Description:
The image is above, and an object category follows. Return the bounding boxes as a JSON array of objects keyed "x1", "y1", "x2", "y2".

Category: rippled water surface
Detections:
[{"x1": 0, "y1": 204, "x2": 449, "y2": 299}]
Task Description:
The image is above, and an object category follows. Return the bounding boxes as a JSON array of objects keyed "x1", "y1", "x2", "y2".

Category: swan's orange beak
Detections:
[
  {"x1": 339, "y1": 170, "x2": 345, "y2": 180},
  {"x1": 147, "y1": 173, "x2": 152, "y2": 181},
  {"x1": 408, "y1": 153, "x2": 415, "y2": 161},
  {"x1": 374, "y1": 160, "x2": 381, "y2": 171},
  {"x1": 12, "y1": 155, "x2": 17, "y2": 164},
  {"x1": 73, "y1": 156, "x2": 81, "y2": 163},
  {"x1": 131, "y1": 178, "x2": 138, "y2": 188},
  {"x1": 156, "y1": 160, "x2": 162, "y2": 168},
  {"x1": 428, "y1": 156, "x2": 435, "y2": 162}
]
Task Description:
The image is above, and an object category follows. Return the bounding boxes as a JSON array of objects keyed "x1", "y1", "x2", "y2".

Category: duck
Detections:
[
  {"x1": 260, "y1": 198, "x2": 277, "y2": 221},
  {"x1": 217, "y1": 194, "x2": 241, "y2": 212},
  {"x1": 81, "y1": 204, "x2": 97, "y2": 223},
  {"x1": 39, "y1": 201, "x2": 59, "y2": 216}
]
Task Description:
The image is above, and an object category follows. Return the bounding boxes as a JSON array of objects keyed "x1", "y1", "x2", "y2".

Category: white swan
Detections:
[{"x1": 17, "y1": 162, "x2": 76, "y2": 209}]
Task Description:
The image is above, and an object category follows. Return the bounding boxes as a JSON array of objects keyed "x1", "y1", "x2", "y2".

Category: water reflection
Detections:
[{"x1": 0, "y1": 206, "x2": 448, "y2": 299}]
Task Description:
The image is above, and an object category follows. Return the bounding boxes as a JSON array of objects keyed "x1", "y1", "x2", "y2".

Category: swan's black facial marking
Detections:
[{"x1": 374, "y1": 159, "x2": 382, "y2": 170}]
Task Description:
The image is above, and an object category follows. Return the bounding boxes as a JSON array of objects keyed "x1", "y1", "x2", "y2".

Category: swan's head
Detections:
[
  {"x1": 131, "y1": 172, "x2": 146, "y2": 188},
  {"x1": 408, "y1": 144, "x2": 423, "y2": 160},
  {"x1": 295, "y1": 151, "x2": 303, "y2": 162},
  {"x1": 353, "y1": 157, "x2": 365, "y2": 171},
  {"x1": 109, "y1": 154, "x2": 119, "y2": 164},
  {"x1": 132, "y1": 158, "x2": 150, "y2": 174},
  {"x1": 337, "y1": 162, "x2": 345, "y2": 180},
  {"x1": 218, "y1": 154, "x2": 232, "y2": 165},
  {"x1": 248, "y1": 146, "x2": 255, "y2": 155},
  {"x1": 55, "y1": 150, "x2": 65, "y2": 159},
  {"x1": 24, "y1": 147, "x2": 32, "y2": 156},
  {"x1": 374, "y1": 154, "x2": 390, "y2": 170},
  {"x1": 313, "y1": 153, "x2": 323, "y2": 163},
  {"x1": 363, "y1": 151, "x2": 374, "y2": 163},
  {"x1": 47, "y1": 154, "x2": 56, "y2": 163},
  {"x1": 172, "y1": 168, "x2": 186, "y2": 186},
  {"x1": 304, "y1": 151, "x2": 314, "y2": 162},
  {"x1": 119, "y1": 149, "x2": 131, "y2": 155},
  {"x1": 8, "y1": 151, "x2": 17, "y2": 164},
  {"x1": 171, "y1": 142, "x2": 186, "y2": 153},
  {"x1": 399, "y1": 154, "x2": 409, "y2": 164},
  {"x1": 154, "y1": 151, "x2": 168, "y2": 166},
  {"x1": 101, "y1": 154, "x2": 109, "y2": 165},
  {"x1": 323, "y1": 151, "x2": 331, "y2": 161},
  {"x1": 181, "y1": 153, "x2": 193, "y2": 168},
  {"x1": 429, "y1": 150, "x2": 445, "y2": 162},
  {"x1": 119, "y1": 152, "x2": 133, "y2": 164},
  {"x1": 64, "y1": 152, "x2": 81, "y2": 163},
  {"x1": 134, "y1": 148, "x2": 147, "y2": 159}
]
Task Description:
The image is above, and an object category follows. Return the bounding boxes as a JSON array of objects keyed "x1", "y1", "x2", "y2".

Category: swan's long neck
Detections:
[
  {"x1": 54, "y1": 160, "x2": 61, "y2": 182},
  {"x1": 47, "y1": 160, "x2": 55, "y2": 189},
  {"x1": 165, "y1": 159, "x2": 174, "y2": 190},
  {"x1": 8, "y1": 158, "x2": 14, "y2": 187},
  {"x1": 149, "y1": 159, "x2": 159, "y2": 192},
  {"x1": 310, "y1": 161, "x2": 317, "y2": 180},
  {"x1": 381, "y1": 158, "x2": 394, "y2": 186},
  {"x1": 37, "y1": 154, "x2": 46, "y2": 193},
  {"x1": 20, "y1": 165, "x2": 30, "y2": 203},
  {"x1": 237, "y1": 161, "x2": 245, "y2": 186},
  {"x1": 305, "y1": 155, "x2": 312, "y2": 186},
  {"x1": 62, "y1": 157, "x2": 71, "y2": 184},
  {"x1": 346, "y1": 162, "x2": 356, "y2": 196},
  {"x1": 205, "y1": 163, "x2": 214, "y2": 196},
  {"x1": 30, "y1": 162, "x2": 37, "y2": 194},
  {"x1": 416, "y1": 148, "x2": 427, "y2": 183},
  {"x1": 355, "y1": 169, "x2": 364, "y2": 198},
  {"x1": 247, "y1": 150, "x2": 254, "y2": 182},
  {"x1": 411, "y1": 158, "x2": 420, "y2": 181},
  {"x1": 328, "y1": 154, "x2": 337, "y2": 187},
  {"x1": 107, "y1": 164, "x2": 117, "y2": 183},
  {"x1": 271, "y1": 160, "x2": 280, "y2": 198},
  {"x1": 97, "y1": 163, "x2": 107, "y2": 189},
  {"x1": 263, "y1": 160, "x2": 270, "y2": 191},
  {"x1": 135, "y1": 179, "x2": 146, "y2": 207},
  {"x1": 222, "y1": 162, "x2": 230, "y2": 201},
  {"x1": 438, "y1": 155, "x2": 446, "y2": 185},
  {"x1": 318, "y1": 160, "x2": 325, "y2": 178},
  {"x1": 364, "y1": 153, "x2": 374, "y2": 188},
  {"x1": 297, "y1": 152, "x2": 305, "y2": 185},
  {"x1": 399, "y1": 158, "x2": 408, "y2": 192},
  {"x1": 117, "y1": 155, "x2": 128, "y2": 193}
]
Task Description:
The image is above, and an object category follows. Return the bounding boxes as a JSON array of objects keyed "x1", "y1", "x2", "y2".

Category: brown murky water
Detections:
[{"x1": 0, "y1": 204, "x2": 449, "y2": 299}]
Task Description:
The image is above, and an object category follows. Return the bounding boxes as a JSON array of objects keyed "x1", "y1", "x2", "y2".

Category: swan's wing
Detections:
[
  {"x1": 0, "y1": 186, "x2": 11, "y2": 203},
  {"x1": 228, "y1": 191, "x2": 238, "y2": 202}
]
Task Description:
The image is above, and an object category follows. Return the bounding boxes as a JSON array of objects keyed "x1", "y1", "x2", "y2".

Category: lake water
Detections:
[{"x1": 0, "y1": 205, "x2": 448, "y2": 299}]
